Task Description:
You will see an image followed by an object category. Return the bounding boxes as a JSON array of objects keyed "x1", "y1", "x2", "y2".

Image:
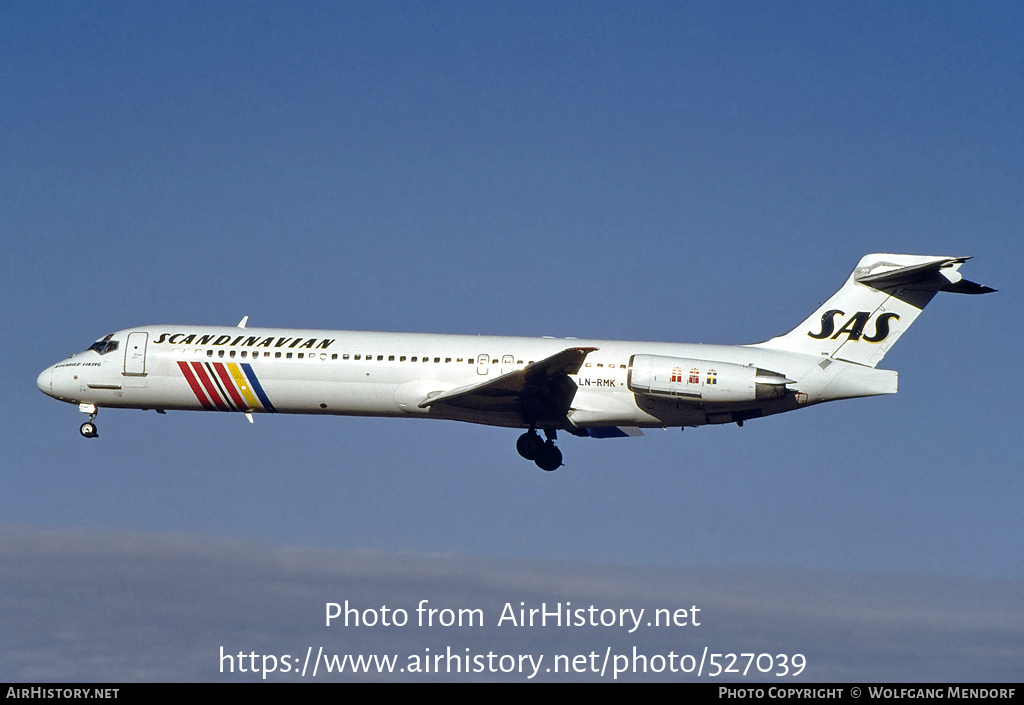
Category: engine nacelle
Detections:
[{"x1": 627, "y1": 354, "x2": 793, "y2": 404}]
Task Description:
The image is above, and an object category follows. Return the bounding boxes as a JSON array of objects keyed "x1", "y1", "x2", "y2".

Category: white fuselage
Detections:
[{"x1": 36, "y1": 324, "x2": 897, "y2": 433}]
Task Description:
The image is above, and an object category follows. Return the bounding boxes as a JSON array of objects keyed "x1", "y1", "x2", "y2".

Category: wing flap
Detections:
[{"x1": 584, "y1": 426, "x2": 644, "y2": 438}]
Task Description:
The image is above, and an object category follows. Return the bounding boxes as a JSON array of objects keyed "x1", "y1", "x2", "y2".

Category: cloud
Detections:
[{"x1": 1, "y1": 525, "x2": 1019, "y2": 682}]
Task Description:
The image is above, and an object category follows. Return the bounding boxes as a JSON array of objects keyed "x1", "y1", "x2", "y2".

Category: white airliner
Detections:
[{"x1": 38, "y1": 254, "x2": 992, "y2": 470}]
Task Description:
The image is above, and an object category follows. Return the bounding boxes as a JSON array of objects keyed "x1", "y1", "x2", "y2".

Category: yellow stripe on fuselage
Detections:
[{"x1": 228, "y1": 363, "x2": 261, "y2": 409}]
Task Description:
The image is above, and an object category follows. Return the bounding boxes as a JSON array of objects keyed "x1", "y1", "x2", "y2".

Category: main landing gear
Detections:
[
  {"x1": 516, "y1": 428, "x2": 563, "y2": 472},
  {"x1": 79, "y1": 403, "x2": 99, "y2": 438}
]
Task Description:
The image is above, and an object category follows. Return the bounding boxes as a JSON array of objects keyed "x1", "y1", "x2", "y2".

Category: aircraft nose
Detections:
[{"x1": 37, "y1": 366, "x2": 53, "y2": 396}]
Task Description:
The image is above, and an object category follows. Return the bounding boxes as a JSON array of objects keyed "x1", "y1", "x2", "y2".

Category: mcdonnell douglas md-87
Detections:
[{"x1": 38, "y1": 254, "x2": 992, "y2": 470}]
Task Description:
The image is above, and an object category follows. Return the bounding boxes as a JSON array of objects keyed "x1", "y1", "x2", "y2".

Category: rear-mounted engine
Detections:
[{"x1": 626, "y1": 354, "x2": 793, "y2": 403}]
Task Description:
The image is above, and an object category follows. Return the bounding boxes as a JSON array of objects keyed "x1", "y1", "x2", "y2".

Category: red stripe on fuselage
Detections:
[
  {"x1": 177, "y1": 361, "x2": 215, "y2": 410},
  {"x1": 189, "y1": 361, "x2": 230, "y2": 411},
  {"x1": 212, "y1": 362, "x2": 247, "y2": 409}
]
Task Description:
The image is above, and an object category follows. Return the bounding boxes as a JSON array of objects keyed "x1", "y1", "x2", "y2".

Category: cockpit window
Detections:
[{"x1": 88, "y1": 334, "x2": 120, "y2": 355}]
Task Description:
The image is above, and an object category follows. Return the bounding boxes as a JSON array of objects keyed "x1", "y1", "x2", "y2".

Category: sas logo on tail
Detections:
[{"x1": 807, "y1": 310, "x2": 900, "y2": 343}]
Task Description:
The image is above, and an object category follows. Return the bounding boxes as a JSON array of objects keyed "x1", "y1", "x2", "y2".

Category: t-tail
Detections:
[{"x1": 752, "y1": 254, "x2": 995, "y2": 368}]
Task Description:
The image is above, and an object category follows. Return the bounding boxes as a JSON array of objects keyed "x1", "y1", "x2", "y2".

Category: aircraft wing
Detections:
[{"x1": 418, "y1": 347, "x2": 597, "y2": 423}]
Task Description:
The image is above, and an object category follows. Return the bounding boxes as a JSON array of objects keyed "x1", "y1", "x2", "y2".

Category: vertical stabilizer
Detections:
[{"x1": 751, "y1": 254, "x2": 994, "y2": 368}]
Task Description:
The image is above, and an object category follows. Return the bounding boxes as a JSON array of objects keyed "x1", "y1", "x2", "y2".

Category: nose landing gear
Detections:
[
  {"x1": 79, "y1": 403, "x2": 99, "y2": 438},
  {"x1": 516, "y1": 428, "x2": 563, "y2": 471}
]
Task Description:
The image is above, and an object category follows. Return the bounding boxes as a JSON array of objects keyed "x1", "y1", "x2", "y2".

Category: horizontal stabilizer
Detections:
[
  {"x1": 939, "y1": 279, "x2": 997, "y2": 295},
  {"x1": 856, "y1": 256, "x2": 996, "y2": 294}
]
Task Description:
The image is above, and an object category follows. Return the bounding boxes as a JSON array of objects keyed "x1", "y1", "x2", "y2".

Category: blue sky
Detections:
[{"x1": 1, "y1": 1, "x2": 1021, "y2": 680}]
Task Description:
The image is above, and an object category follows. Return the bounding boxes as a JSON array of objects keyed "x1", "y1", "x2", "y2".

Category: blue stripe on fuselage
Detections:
[{"x1": 240, "y1": 363, "x2": 277, "y2": 413}]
